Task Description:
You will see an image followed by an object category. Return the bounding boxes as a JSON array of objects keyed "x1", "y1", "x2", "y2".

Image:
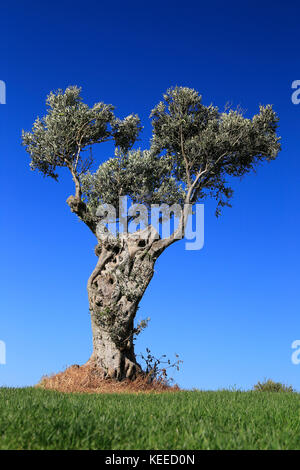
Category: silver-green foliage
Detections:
[
  {"x1": 22, "y1": 85, "x2": 281, "y2": 225},
  {"x1": 80, "y1": 148, "x2": 185, "y2": 213},
  {"x1": 150, "y1": 87, "x2": 281, "y2": 215},
  {"x1": 22, "y1": 86, "x2": 141, "y2": 181}
]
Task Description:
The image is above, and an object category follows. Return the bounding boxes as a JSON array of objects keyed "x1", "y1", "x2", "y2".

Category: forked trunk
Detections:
[{"x1": 87, "y1": 228, "x2": 158, "y2": 380}]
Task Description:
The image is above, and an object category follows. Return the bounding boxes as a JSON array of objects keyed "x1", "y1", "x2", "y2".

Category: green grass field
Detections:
[{"x1": 1, "y1": 387, "x2": 299, "y2": 450}]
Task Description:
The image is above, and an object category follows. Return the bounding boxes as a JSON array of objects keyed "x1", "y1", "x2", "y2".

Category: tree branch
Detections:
[
  {"x1": 66, "y1": 161, "x2": 97, "y2": 235},
  {"x1": 180, "y1": 125, "x2": 191, "y2": 188},
  {"x1": 151, "y1": 152, "x2": 229, "y2": 255}
]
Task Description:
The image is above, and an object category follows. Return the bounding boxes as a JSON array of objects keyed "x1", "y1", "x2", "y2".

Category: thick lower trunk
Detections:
[
  {"x1": 89, "y1": 318, "x2": 139, "y2": 379},
  {"x1": 87, "y1": 229, "x2": 157, "y2": 380}
]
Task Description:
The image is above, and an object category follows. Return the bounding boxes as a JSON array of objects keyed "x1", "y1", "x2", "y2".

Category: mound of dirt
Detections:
[{"x1": 37, "y1": 363, "x2": 180, "y2": 394}]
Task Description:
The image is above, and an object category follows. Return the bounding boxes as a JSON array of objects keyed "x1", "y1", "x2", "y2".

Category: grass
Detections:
[{"x1": 0, "y1": 387, "x2": 300, "y2": 450}]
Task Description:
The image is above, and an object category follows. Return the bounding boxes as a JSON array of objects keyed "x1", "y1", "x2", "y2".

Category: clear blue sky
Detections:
[{"x1": 0, "y1": 0, "x2": 299, "y2": 390}]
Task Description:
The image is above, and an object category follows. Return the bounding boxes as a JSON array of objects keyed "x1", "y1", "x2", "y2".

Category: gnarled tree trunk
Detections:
[
  {"x1": 87, "y1": 227, "x2": 160, "y2": 380},
  {"x1": 68, "y1": 194, "x2": 185, "y2": 381}
]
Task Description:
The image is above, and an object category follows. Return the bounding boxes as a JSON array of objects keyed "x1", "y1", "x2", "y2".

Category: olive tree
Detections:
[{"x1": 22, "y1": 86, "x2": 280, "y2": 380}]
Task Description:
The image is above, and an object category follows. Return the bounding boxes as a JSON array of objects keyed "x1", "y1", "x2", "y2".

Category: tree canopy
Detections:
[{"x1": 22, "y1": 86, "x2": 281, "y2": 230}]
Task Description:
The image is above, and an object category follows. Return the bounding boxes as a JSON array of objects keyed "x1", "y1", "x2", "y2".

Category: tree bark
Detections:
[{"x1": 87, "y1": 227, "x2": 159, "y2": 380}]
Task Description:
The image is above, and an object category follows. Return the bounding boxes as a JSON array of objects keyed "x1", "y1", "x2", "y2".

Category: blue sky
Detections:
[{"x1": 0, "y1": 0, "x2": 299, "y2": 390}]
